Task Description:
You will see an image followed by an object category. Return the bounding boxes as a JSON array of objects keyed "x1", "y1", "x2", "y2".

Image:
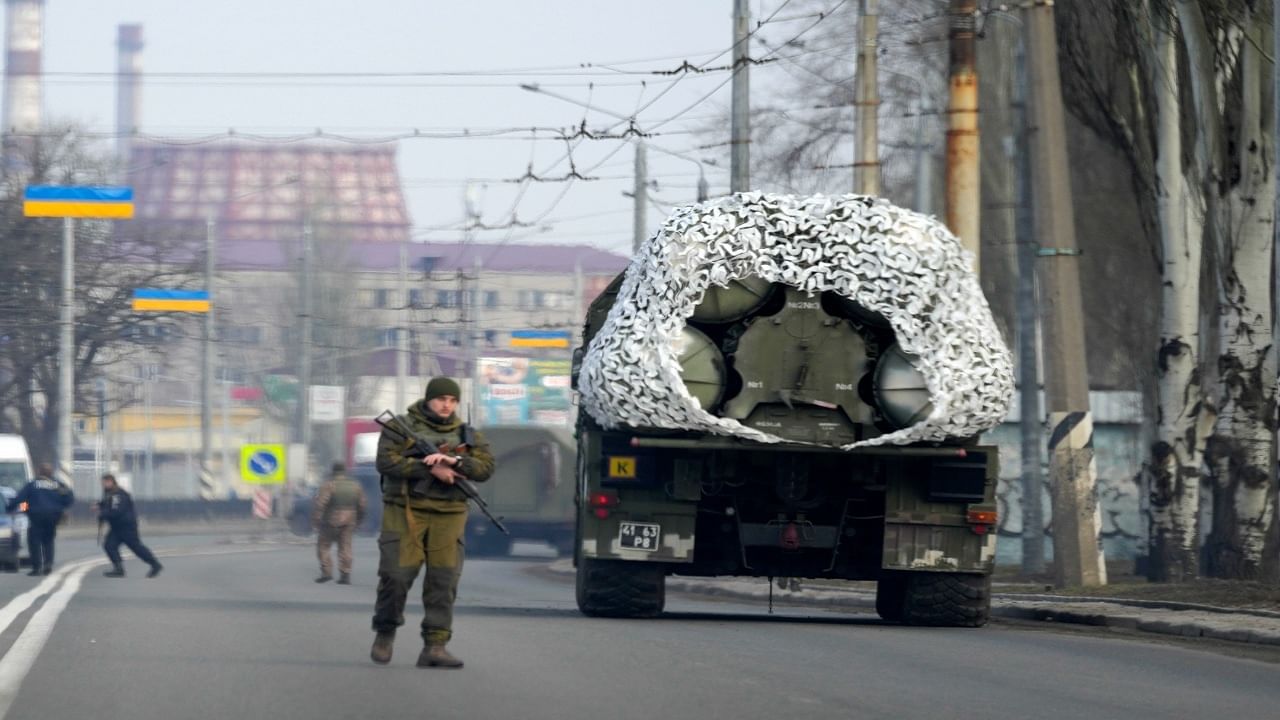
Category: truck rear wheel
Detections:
[
  {"x1": 575, "y1": 558, "x2": 665, "y2": 618},
  {"x1": 878, "y1": 571, "x2": 990, "y2": 627}
]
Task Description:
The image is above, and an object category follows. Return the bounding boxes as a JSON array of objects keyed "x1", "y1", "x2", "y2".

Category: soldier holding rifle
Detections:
[{"x1": 369, "y1": 377, "x2": 495, "y2": 669}]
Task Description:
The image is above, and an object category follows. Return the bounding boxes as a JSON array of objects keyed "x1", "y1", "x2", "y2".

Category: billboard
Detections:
[{"x1": 478, "y1": 357, "x2": 572, "y2": 426}]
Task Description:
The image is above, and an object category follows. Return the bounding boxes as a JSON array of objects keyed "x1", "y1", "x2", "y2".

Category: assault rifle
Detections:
[{"x1": 374, "y1": 410, "x2": 509, "y2": 535}]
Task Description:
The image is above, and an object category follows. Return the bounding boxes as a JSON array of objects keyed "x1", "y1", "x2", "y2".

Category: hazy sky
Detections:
[{"x1": 29, "y1": 0, "x2": 819, "y2": 256}]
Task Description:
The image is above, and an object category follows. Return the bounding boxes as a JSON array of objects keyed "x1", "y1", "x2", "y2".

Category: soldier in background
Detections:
[
  {"x1": 369, "y1": 377, "x2": 495, "y2": 669},
  {"x1": 313, "y1": 462, "x2": 367, "y2": 584},
  {"x1": 5, "y1": 463, "x2": 74, "y2": 576},
  {"x1": 97, "y1": 473, "x2": 163, "y2": 578}
]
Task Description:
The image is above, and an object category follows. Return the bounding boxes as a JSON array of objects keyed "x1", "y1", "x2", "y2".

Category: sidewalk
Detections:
[{"x1": 547, "y1": 560, "x2": 1280, "y2": 647}]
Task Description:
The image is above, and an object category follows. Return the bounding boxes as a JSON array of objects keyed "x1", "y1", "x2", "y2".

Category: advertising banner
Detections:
[{"x1": 478, "y1": 356, "x2": 572, "y2": 426}]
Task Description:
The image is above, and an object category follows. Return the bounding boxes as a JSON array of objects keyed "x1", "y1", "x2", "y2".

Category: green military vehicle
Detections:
[
  {"x1": 465, "y1": 425, "x2": 576, "y2": 556},
  {"x1": 571, "y1": 196, "x2": 1008, "y2": 626}
]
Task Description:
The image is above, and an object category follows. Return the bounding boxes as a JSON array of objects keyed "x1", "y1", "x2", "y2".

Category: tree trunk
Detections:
[
  {"x1": 1147, "y1": 21, "x2": 1206, "y2": 582},
  {"x1": 1202, "y1": 9, "x2": 1279, "y2": 581}
]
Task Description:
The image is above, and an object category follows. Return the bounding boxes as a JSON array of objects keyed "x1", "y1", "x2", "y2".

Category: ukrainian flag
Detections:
[
  {"x1": 24, "y1": 185, "x2": 135, "y2": 219},
  {"x1": 510, "y1": 330, "x2": 570, "y2": 348},
  {"x1": 132, "y1": 289, "x2": 211, "y2": 313}
]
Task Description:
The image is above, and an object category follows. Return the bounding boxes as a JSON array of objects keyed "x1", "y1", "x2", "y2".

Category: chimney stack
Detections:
[
  {"x1": 2, "y1": 0, "x2": 44, "y2": 168},
  {"x1": 116, "y1": 23, "x2": 143, "y2": 173}
]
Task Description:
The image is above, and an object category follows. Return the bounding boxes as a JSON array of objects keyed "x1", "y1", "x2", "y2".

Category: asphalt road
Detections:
[{"x1": 2, "y1": 535, "x2": 1279, "y2": 720}]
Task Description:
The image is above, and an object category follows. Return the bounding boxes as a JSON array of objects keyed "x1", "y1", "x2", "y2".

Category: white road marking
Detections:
[
  {"x1": 0, "y1": 562, "x2": 95, "y2": 720},
  {"x1": 0, "y1": 542, "x2": 291, "y2": 719},
  {"x1": 0, "y1": 558, "x2": 101, "y2": 637}
]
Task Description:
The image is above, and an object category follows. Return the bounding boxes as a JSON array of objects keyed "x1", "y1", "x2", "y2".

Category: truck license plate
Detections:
[{"x1": 618, "y1": 522, "x2": 660, "y2": 552}]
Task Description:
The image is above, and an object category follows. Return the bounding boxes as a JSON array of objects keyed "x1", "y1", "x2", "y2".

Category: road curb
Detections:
[{"x1": 548, "y1": 561, "x2": 1280, "y2": 647}]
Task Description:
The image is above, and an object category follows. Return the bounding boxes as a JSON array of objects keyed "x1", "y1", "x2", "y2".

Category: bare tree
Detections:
[
  {"x1": 1178, "y1": 0, "x2": 1280, "y2": 581},
  {"x1": 0, "y1": 127, "x2": 198, "y2": 465}
]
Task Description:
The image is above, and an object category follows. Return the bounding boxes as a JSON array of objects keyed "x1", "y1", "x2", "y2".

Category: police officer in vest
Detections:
[
  {"x1": 370, "y1": 377, "x2": 495, "y2": 669},
  {"x1": 6, "y1": 463, "x2": 74, "y2": 576},
  {"x1": 313, "y1": 462, "x2": 367, "y2": 584},
  {"x1": 97, "y1": 473, "x2": 163, "y2": 578}
]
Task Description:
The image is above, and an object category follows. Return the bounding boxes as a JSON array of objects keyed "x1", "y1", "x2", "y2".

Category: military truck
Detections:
[
  {"x1": 572, "y1": 271, "x2": 1001, "y2": 626},
  {"x1": 465, "y1": 425, "x2": 576, "y2": 556}
]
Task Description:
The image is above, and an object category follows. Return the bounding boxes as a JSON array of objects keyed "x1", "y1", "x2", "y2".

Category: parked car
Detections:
[
  {"x1": 0, "y1": 487, "x2": 20, "y2": 572},
  {"x1": 0, "y1": 435, "x2": 33, "y2": 571}
]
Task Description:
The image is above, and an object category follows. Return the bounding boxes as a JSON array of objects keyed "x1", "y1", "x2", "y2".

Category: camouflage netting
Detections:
[{"x1": 579, "y1": 193, "x2": 1015, "y2": 448}]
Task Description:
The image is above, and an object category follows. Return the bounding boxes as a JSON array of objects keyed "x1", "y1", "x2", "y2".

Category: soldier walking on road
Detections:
[
  {"x1": 96, "y1": 474, "x2": 163, "y2": 578},
  {"x1": 5, "y1": 463, "x2": 74, "y2": 576},
  {"x1": 369, "y1": 377, "x2": 495, "y2": 669},
  {"x1": 314, "y1": 462, "x2": 367, "y2": 584}
]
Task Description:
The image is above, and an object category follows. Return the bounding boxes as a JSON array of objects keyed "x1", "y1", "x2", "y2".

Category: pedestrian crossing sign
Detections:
[{"x1": 240, "y1": 444, "x2": 286, "y2": 484}]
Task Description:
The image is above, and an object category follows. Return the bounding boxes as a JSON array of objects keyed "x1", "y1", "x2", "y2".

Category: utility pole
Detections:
[
  {"x1": 914, "y1": 94, "x2": 933, "y2": 215},
  {"x1": 730, "y1": 0, "x2": 751, "y2": 193},
  {"x1": 945, "y1": 0, "x2": 981, "y2": 266},
  {"x1": 471, "y1": 257, "x2": 484, "y2": 424},
  {"x1": 633, "y1": 141, "x2": 648, "y2": 253},
  {"x1": 58, "y1": 217, "x2": 74, "y2": 483},
  {"x1": 1012, "y1": 29, "x2": 1045, "y2": 576},
  {"x1": 201, "y1": 216, "x2": 215, "y2": 489},
  {"x1": 1023, "y1": 3, "x2": 1104, "y2": 587},
  {"x1": 855, "y1": 0, "x2": 880, "y2": 196},
  {"x1": 396, "y1": 237, "x2": 408, "y2": 410},
  {"x1": 298, "y1": 219, "x2": 313, "y2": 479}
]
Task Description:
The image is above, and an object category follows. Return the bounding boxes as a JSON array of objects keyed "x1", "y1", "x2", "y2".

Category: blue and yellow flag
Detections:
[
  {"x1": 132, "y1": 289, "x2": 210, "y2": 313},
  {"x1": 510, "y1": 330, "x2": 571, "y2": 348},
  {"x1": 24, "y1": 185, "x2": 135, "y2": 219}
]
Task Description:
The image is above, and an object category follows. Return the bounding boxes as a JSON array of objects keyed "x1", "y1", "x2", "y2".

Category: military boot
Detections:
[
  {"x1": 147, "y1": 563, "x2": 163, "y2": 579},
  {"x1": 417, "y1": 644, "x2": 464, "y2": 669},
  {"x1": 337, "y1": 573, "x2": 351, "y2": 585},
  {"x1": 370, "y1": 631, "x2": 395, "y2": 665},
  {"x1": 104, "y1": 565, "x2": 125, "y2": 578}
]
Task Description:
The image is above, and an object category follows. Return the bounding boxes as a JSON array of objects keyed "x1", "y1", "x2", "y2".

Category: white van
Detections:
[{"x1": 0, "y1": 434, "x2": 33, "y2": 571}]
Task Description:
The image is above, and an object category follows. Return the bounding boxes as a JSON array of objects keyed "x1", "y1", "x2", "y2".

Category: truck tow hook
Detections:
[{"x1": 780, "y1": 522, "x2": 801, "y2": 551}]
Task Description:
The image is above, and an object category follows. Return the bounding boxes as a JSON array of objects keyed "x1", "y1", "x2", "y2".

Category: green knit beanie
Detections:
[{"x1": 425, "y1": 376, "x2": 462, "y2": 401}]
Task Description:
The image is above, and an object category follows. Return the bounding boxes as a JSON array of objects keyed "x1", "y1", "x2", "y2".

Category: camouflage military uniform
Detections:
[
  {"x1": 313, "y1": 469, "x2": 367, "y2": 580},
  {"x1": 371, "y1": 399, "x2": 494, "y2": 645}
]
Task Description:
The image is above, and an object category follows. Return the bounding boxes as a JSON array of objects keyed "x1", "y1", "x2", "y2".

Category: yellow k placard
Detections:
[{"x1": 607, "y1": 456, "x2": 637, "y2": 479}]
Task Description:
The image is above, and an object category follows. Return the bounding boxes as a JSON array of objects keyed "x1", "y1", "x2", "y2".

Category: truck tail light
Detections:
[
  {"x1": 967, "y1": 508, "x2": 997, "y2": 535},
  {"x1": 966, "y1": 509, "x2": 997, "y2": 524},
  {"x1": 589, "y1": 490, "x2": 619, "y2": 519}
]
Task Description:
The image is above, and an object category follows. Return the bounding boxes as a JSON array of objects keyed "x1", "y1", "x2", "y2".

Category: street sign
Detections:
[
  {"x1": 23, "y1": 185, "x2": 135, "y2": 219},
  {"x1": 510, "y1": 329, "x2": 571, "y2": 348},
  {"x1": 309, "y1": 385, "x2": 345, "y2": 423},
  {"x1": 240, "y1": 444, "x2": 286, "y2": 484},
  {"x1": 132, "y1": 288, "x2": 210, "y2": 313}
]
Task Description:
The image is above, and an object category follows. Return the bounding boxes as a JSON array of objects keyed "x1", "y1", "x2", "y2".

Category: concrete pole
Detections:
[
  {"x1": 298, "y1": 220, "x2": 313, "y2": 480},
  {"x1": 144, "y1": 365, "x2": 153, "y2": 496},
  {"x1": 855, "y1": 0, "x2": 880, "y2": 196},
  {"x1": 396, "y1": 237, "x2": 408, "y2": 410},
  {"x1": 1012, "y1": 30, "x2": 1045, "y2": 576},
  {"x1": 1023, "y1": 3, "x2": 1104, "y2": 587},
  {"x1": 945, "y1": 0, "x2": 981, "y2": 267},
  {"x1": 219, "y1": 375, "x2": 230, "y2": 486},
  {"x1": 471, "y1": 257, "x2": 484, "y2": 424},
  {"x1": 914, "y1": 96, "x2": 933, "y2": 215},
  {"x1": 573, "y1": 259, "x2": 584, "y2": 327},
  {"x1": 58, "y1": 217, "x2": 74, "y2": 483},
  {"x1": 730, "y1": 0, "x2": 751, "y2": 193},
  {"x1": 633, "y1": 141, "x2": 647, "y2": 254},
  {"x1": 201, "y1": 216, "x2": 214, "y2": 482}
]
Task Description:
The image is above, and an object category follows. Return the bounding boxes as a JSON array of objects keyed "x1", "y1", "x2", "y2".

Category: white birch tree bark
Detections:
[
  {"x1": 1178, "y1": 2, "x2": 1279, "y2": 580},
  {"x1": 1148, "y1": 15, "x2": 1208, "y2": 582}
]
